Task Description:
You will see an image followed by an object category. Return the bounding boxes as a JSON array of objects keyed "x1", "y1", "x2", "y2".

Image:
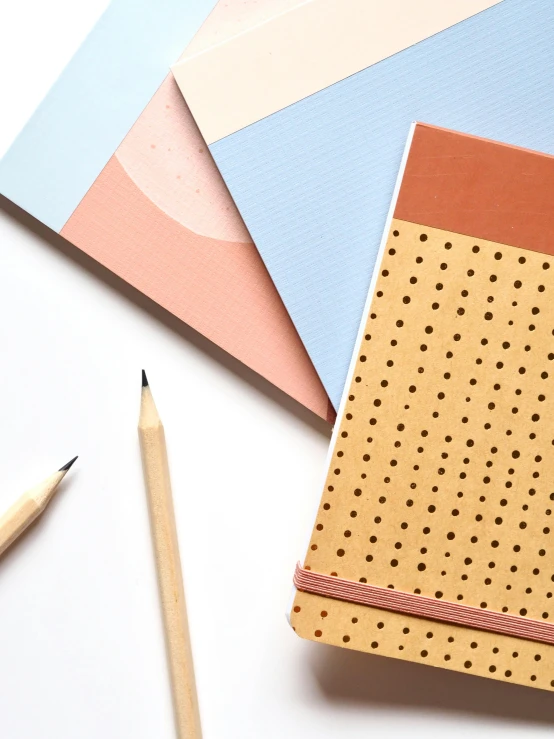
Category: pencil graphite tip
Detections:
[
  {"x1": 142, "y1": 369, "x2": 149, "y2": 388},
  {"x1": 59, "y1": 456, "x2": 78, "y2": 472}
]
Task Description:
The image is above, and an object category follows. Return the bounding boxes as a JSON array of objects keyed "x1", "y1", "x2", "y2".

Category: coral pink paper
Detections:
[{"x1": 60, "y1": 1, "x2": 332, "y2": 422}]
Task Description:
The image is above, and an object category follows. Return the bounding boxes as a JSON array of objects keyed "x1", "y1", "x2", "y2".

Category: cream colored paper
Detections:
[{"x1": 173, "y1": 0, "x2": 502, "y2": 144}]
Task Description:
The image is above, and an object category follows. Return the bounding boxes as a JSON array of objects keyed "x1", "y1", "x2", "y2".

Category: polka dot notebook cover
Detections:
[{"x1": 290, "y1": 122, "x2": 554, "y2": 691}]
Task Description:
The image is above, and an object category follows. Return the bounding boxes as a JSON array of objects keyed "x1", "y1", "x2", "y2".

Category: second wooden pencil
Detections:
[{"x1": 138, "y1": 371, "x2": 201, "y2": 739}]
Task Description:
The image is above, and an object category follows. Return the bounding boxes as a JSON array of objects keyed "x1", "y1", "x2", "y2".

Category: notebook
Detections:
[
  {"x1": 0, "y1": 0, "x2": 332, "y2": 422},
  {"x1": 173, "y1": 0, "x2": 554, "y2": 410},
  {"x1": 290, "y1": 123, "x2": 554, "y2": 691}
]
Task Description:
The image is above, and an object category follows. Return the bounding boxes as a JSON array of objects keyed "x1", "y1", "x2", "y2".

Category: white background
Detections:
[{"x1": 1, "y1": 1, "x2": 554, "y2": 737}]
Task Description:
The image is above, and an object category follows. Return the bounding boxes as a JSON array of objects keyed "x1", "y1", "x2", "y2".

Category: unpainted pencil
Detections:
[
  {"x1": 138, "y1": 371, "x2": 201, "y2": 739},
  {"x1": 0, "y1": 456, "x2": 77, "y2": 557}
]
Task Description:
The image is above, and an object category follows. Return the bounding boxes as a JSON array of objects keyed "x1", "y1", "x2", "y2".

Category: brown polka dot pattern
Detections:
[{"x1": 291, "y1": 219, "x2": 554, "y2": 691}]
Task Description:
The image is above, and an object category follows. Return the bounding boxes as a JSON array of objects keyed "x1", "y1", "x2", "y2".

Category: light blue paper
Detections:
[
  {"x1": 211, "y1": 0, "x2": 554, "y2": 409},
  {"x1": 0, "y1": 0, "x2": 217, "y2": 232}
]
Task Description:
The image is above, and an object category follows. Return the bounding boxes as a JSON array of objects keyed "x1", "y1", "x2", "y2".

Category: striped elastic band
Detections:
[{"x1": 293, "y1": 563, "x2": 554, "y2": 646}]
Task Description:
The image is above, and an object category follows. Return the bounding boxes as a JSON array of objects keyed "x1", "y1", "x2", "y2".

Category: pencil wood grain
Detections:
[{"x1": 138, "y1": 376, "x2": 201, "y2": 739}]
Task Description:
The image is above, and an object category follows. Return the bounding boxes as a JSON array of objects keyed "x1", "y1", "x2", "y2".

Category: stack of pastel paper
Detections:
[{"x1": 0, "y1": 0, "x2": 333, "y2": 422}]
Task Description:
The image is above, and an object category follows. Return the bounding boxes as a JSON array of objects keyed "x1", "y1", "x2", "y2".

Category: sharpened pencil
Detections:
[
  {"x1": 0, "y1": 457, "x2": 77, "y2": 557},
  {"x1": 138, "y1": 371, "x2": 201, "y2": 739}
]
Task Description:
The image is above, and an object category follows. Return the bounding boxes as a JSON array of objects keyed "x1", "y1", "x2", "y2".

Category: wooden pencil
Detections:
[
  {"x1": 0, "y1": 457, "x2": 77, "y2": 557},
  {"x1": 138, "y1": 371, "x2": 201, "y2": 739}
]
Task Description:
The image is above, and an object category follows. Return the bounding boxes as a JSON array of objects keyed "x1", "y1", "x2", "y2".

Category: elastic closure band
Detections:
[{"x1": 293, "y1": 563, "x2": 554, "y2": 646}]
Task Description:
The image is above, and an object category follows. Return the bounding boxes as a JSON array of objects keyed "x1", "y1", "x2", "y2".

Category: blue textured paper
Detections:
[
  {"x1": 0, "y1": 0, "x2": 217, "y2": 232},
  {"x1": 211, "y1": 0, "x2": 554, "y2": 409}
]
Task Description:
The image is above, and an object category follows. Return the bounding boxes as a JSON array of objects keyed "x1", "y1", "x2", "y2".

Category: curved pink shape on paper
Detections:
[
  {"x1": 115, "y1": 74, "x2": 250, "y2": 244},
  {"x1": 61, "y1": 156, "x2": 333, "y2": 421}
]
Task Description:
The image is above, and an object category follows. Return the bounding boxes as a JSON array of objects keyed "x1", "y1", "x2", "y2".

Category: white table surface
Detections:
[{"x1": 1, "y1": 2, "x2": 554, "y2": 737}]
